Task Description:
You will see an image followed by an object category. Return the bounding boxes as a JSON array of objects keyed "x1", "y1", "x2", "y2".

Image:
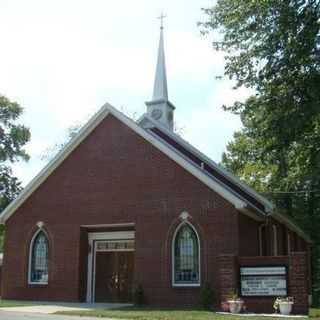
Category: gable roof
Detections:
[
  {"x1": 140, "y1": 115, "x2": 274, "y2": 213},
  {"x1": 0, "y1": 103, "x2": 247, "y2": 224},
  {"x1": 139, "y1": 115, "x2": 311, "y2": 243},
  {"x1": 0, "y1": 103, "x2": 311, "y2": 243}
]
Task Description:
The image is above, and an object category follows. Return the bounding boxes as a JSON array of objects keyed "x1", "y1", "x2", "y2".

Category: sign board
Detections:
[{"x1": 240, "y1": 266, "x2": 287, "y2": 297}]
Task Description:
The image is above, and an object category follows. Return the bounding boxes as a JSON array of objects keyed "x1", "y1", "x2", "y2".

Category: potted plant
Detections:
[
  {"x1": 220, "y1": 301, "x2": 229, "y2": 312},
  {"x1": 273, "y1": 297, "x2": 294, "y2": 315},
  {"x1": 227, "y1": 291, "x2": 244, "y2": 314}
]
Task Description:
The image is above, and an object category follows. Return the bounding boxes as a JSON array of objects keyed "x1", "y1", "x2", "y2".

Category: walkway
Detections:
[{"x1": 0, "y1": 302, "x2": 132, "y2": 314}]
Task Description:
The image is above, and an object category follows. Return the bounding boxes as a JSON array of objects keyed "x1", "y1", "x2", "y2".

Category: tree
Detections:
[
  {"x1": 41, "y1": 124, "x2": 81, "y2": 161},
  {"x1": 201, "y1": 0, "x2": 320, "y2": 302},
  {"x1": 0, "y1": 95, "x2": 30, "y2": 249}
]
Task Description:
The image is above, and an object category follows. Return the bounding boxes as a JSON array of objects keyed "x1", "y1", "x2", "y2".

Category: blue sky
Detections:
[{"x1": 0, "y1": 0, "x2": 249, "y2": 186}]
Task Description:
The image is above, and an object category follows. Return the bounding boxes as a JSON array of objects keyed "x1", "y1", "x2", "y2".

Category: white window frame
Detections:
[
  {"x1": 273, "y1": 225, "x2": 278, "y2": 256},
  {"x1": 172, "y1": 221, "x2": 201, "y2": 287},
  {"x1": 28, "y1": 228, "x2": 49, "y2": 285}
]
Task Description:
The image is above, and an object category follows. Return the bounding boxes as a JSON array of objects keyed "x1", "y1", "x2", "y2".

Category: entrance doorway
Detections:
[
  {"x1": 86, "y1": 231, "x2": 135, "y2": 303},
  {"x1": 95, "y1": 251, "x2": 134, "y2": 302}
]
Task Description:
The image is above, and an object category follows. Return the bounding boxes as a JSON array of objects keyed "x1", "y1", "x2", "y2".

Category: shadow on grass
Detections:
[{"x1": 57, "y1": 306, "x2": 310, "y2": 320}]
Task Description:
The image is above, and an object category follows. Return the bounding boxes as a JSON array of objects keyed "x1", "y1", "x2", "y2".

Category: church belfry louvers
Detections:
[{"x1": 145, "y1": 16, "x2": 175, "y2": 131}]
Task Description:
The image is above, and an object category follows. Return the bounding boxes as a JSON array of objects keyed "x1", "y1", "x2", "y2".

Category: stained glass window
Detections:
[
  {"x1": 96, "y1": 240, "x2": 134, "y2": 251},
  {"x1": 174, "y1": 224, "x2": 199, "y2": 285},
  {"x1": 30, "y1": 231, "x2": 48, "y2": 283}
]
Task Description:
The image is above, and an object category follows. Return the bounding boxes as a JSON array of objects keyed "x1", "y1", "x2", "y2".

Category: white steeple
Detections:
[
  {"x1": 146, "y1": 14, "x2": 175, "y2": 131},
  {"x1": 152, "y1": 23, "x2": 168, "y2": 100}
]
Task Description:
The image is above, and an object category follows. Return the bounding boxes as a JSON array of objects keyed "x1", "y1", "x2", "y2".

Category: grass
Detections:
[
  {"x1": 0, "y1": 300, "x2": 318, "y2": 319},
  {"x1": 309, "y1": 308, "x2": 320, "y2": 318},
  {"x1": 0, "y1": 299, "x2": 34, "y2": 308},
  {"x1": 56, "y1": 306, "x2": 313, "y2": 319}
]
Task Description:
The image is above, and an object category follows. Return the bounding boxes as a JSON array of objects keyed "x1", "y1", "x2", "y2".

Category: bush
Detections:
[
  {"x1": 133, "y1": 284, "x2": 144, "y2": 305},
  {"x1": 200, "y1": 282, "x2": 214, "y2": 309}
]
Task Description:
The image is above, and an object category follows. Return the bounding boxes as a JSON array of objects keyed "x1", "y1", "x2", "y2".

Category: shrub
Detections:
[
  {"x1": 133, "y1": 284, "x2": 144, "y2": 305},
  {"x1": 200, "y1": 282, "x2": 214, "y2": 309}
]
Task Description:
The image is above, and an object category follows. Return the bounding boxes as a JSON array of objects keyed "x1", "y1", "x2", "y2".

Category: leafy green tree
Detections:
[
  {"x1": 201, "y1": 0, "x2": 320, "y2": 302},
  {"x1": 0, "y1": 95, "x2": 30, "y2": 250}
]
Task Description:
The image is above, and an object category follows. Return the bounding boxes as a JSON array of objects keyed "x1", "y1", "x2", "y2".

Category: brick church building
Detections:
[{"x1": 0, "y1": 26, "x2": 311, "y2": 314}]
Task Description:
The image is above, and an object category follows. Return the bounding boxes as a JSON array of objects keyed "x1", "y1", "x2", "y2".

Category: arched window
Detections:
[
  {"x1": 29, "y1": 230, "x2": 49, "y2": 284},
  {"x1": 173, "y1": 223, "x2": 200, "y2": 286}
]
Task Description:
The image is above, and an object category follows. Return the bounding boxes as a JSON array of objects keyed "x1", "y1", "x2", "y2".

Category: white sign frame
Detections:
[{"x1": 240, "y1": 266, "x2": 288, "y2": 297}]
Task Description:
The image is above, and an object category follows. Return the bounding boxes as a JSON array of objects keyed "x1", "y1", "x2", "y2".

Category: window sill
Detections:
[
  {"x1": 28, "y1": 282, "x2": 48, "y2": 286},
  {"x1": 172, "y1": 283, "x2": 201, "y2": 288}
]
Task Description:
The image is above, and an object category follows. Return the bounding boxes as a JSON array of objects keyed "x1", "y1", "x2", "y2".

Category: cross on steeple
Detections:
[{"x1": 157, "y1": 13, "x2": 167, "y2": 30}]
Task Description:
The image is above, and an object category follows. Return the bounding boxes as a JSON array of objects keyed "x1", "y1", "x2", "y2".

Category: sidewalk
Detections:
[{"x1": 0, "y1": 302, "x2": 132, "y2": 314}]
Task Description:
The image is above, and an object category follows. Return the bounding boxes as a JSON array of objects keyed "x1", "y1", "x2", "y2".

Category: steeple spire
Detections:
[
  {"x1": 146, "y1": 14, "x2": 175, "y2": 131},
  {"x1": 152, "y1": 20, "x2": 168, "y2": 101},
  {"x1": 152, "y1": 13, "x2": 168, "y2": 100}
]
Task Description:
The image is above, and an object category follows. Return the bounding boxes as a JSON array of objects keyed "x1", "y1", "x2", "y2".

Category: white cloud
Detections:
[
  {"x1": 0, "y1": 0, "x2": 251, "y2": 185},
  {"x1": 180, "y1": 81, "x2": 252, "y2": 163}
]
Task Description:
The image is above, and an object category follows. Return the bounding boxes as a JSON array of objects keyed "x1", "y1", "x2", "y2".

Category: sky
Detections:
[{"x1": 0, "y1": 0, "x2": 249, "y2": 186}]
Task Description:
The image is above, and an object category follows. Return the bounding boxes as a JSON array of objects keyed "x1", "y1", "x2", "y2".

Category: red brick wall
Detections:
[
  {"x1": 238, "y1": 255, "x2": 289, "y2": 313},
  {"x1": 218, "y1": 253, "x2": 310, "y2": 314},
  {"x1": 238, "y1": 215, "x2": 260, "y2": 256},
  {"x1": 218, "y1": 254, "x2": 238, "y2": 302},
  {"x1": 237, "y1": 215, "x2": 297, "y2": 258},
  {"x1": 1, "y1": 115, "x2": 239, "y2": 305},
  {"x1": 289, "y1": 252, "x2": 309, "y2": 314},
  {"x1": 1, "y1": 114, "x2": 310, "y2": 310},
  {"x1": 237, "y1": 216, "x2": 301, "y2": 257}
]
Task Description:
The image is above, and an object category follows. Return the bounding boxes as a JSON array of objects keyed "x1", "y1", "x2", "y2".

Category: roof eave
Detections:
[
  {"x1": 0, "y1": 105, "x2": 113, "y2": 224},
  {"x1": 0, "y1": 103, "x2": 248, "y2": 224},
  {"x1": 238, "y1": 205, "x2": 265, "y2": 222},
  {"x1": 269, "y1": 211, "x2": 312, "y2": 244},
  {"x1": 138, "y1": 113, "x2": 274, "y2": 210}
]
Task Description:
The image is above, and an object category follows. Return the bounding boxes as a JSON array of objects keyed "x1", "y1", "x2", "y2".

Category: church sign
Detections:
[{"x1": 240, "y1": 266, "x2": 287, "y2": 297}]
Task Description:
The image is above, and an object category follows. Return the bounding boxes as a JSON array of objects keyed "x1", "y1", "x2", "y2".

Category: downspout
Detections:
[
  {"x1": 259, "y1": 205, "x2": 275, "y2": 256},
  {"x1": 259, "y1": 215, "x2": 269, "y2": 256}
]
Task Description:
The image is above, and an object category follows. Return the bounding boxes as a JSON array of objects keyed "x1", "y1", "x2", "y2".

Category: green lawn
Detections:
[
  {"x1": 0, "y1": 299, "x2": 34, "y2": 308},
  {"x1": 310, "y1": 308, "x2": 320, "y2": 318},
  {"x1": 56, "y1": 306, "x2": 314, "y2": 319},
  {"x1": 1, "y1": 300, "x2": 318, "y2": 319}
]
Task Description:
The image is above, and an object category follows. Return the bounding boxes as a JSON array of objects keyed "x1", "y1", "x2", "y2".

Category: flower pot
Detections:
[
  {"x1": 221, "y1": 301, "x2": 229, "y2": 312},
  {"x1": 279, "y1": 302, "x2": 293, "y2": 315},
  {"x1": 227, "y1": 300, "x2": 244, "y2": 313}
]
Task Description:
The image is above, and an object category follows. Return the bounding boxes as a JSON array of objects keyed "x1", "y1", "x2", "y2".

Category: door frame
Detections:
[{"x1": 86, "y1": 231, "x2": 135, "y2": 303}]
